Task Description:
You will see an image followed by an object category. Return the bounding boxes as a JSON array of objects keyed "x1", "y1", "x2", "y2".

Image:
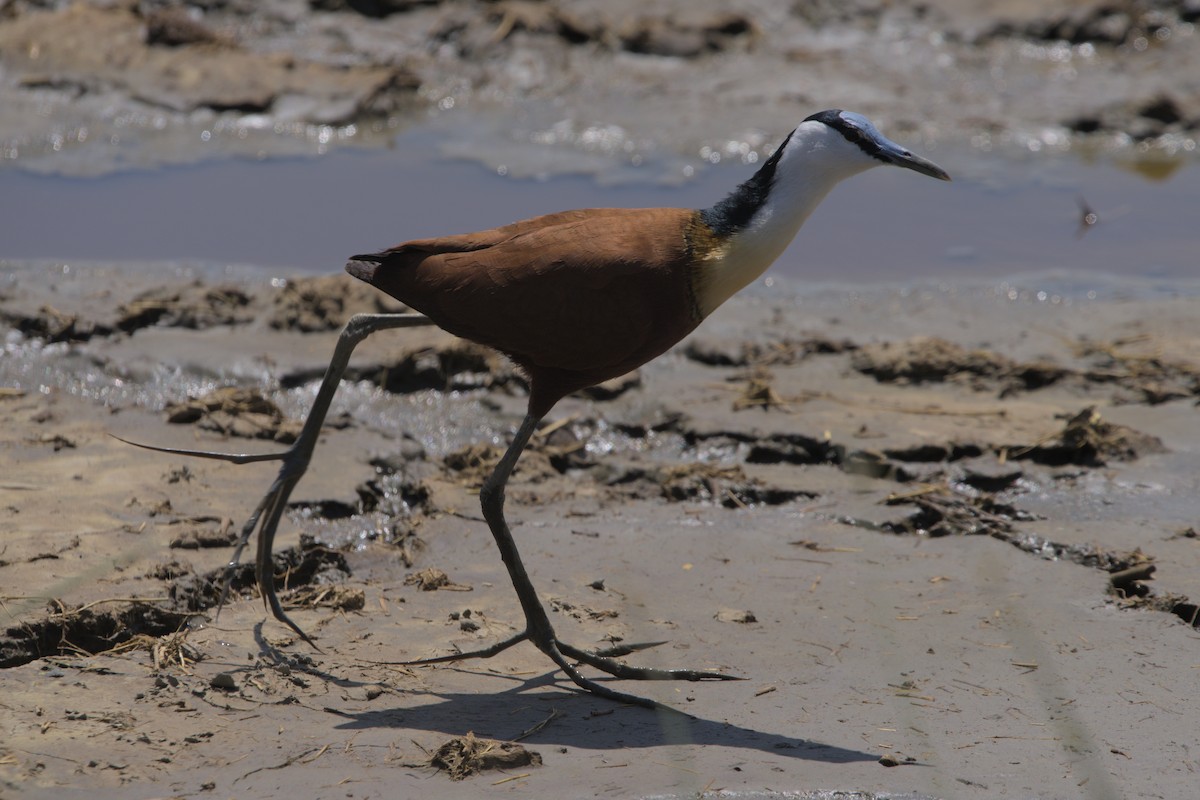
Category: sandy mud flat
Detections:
[
  {"x1": 2, "y1": 1, "x2": 1200, "y2": 798},
  {"x1": 2, "y1": 262, "x2": 1199, "y2": 799}
]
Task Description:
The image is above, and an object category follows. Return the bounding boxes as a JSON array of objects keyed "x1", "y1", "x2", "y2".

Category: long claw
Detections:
[
  {"x1": 558, "y1": 641, "x2": 742, "y2": 683},
  {"x1": 108, "y1": 433, "x2": 287, "y2": 465},
  {"x1": 590, "y1": 640, "x2": 668, "y2": 658}
]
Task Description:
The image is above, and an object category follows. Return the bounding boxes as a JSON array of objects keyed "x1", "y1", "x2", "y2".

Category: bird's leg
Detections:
[
  {"x1": 119, "y1": 312, "x2": 436, "y2": 645},
  {"x1": 404, "y1": 412, "x2": 739, "y2": 707}
]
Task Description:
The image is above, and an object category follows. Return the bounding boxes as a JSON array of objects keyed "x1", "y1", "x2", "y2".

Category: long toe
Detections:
[{"x1": 557, "y1": 641, "x2": 743, "y2": 682}]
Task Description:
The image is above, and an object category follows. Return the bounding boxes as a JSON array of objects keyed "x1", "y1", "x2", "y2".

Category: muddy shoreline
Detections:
[
  {"x1": 3, "y1": 261, "x2": 1199, "y2": 798},
  {"x1": 2, "y1": 0, "x2": 1198, "y2": 178},
  {"x1": 3, "y1": 1, "x2": 1200, "y2": 798}
]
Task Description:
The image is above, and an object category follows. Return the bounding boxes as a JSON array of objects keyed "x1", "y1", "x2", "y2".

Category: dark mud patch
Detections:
[
  {"x1": 1005, "y1": 406, "x2": 1165, "y2": 466},
  {"x1": 853, "y1": 335, "x2": 1200, "y2": 404},
  {"x1": 1117, "y1": 591, "x2": 1200, "y2": 629},
  {"x1": 0, "y1": 303, "x2": 115, "y2": 343},
  {"x1": 851, "y1": 336, "x2": 1064, "y2": 393},
  {"x1": 162, "y1": 534, "x2": 352, "y2": 614},
  {"x1": 862, "y1": 481, "x2": 1196, "y2": 628},
  {"x1": 269, "y1": 274, "x2": 407, "y2": 333},
  {"x1": 0, "y1": 3, "x2": 418, "y2": 121},
  {"x1": 686, "y1": 428, "x2": 842, "y2": 466},
  {"x1": 0, "y1": 600, "x2": 194, "y2": 669},
  {"x1": 439, "y1": 422, "x2": 589, "y2": 487},
  {"x1": 1, "y1": 279, "x2": 251, "y2": 343},
  {"x1": 115, "y1": 282, "x2": 253, "y2": 333},
  {"x1": 878, "y1": 485, "x2": 1037, "y2": 539},
  {"x1": 165, "y1": 386, "x2": 302, "y2": 443},
  {"x1": 684, "y1": 335, "x2": 858, "y2": 367},
  {"x1": 1107, "y1": 560, "x2": 1200, "y2": 630},
  {"x1": 1073, "y1": 336, "x2": 1200, "y2": 405},
  {"x1": 618, "y1": 11, "x2": 756, "y2": 58},
  {"x1": 279, "y1": 340, "x2": 526, "y2": 398},
  {"x1": 607, "y1": 463, "x2": 817, "y2": 508}
]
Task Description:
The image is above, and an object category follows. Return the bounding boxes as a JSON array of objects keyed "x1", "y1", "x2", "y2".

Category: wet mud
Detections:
[
  {"x1": 3, "y1": 1, "x2": 1200, "y2": 796},
  {"x1": 3, "y1": 0, "x2": 1200, "y2": 176},
  {"x1": 3, "y1": 265, "x2": 1200, "y2": 797}
]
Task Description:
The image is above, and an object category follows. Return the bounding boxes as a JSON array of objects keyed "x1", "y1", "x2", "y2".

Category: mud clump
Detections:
[
  {"x1": 609, "y1": 463, "x2": 816, "y2": 508},
  {"x1": 1007, "y1": 406, "x2": 1165, "y2": 467},
  {"x1": 269, "y1": 274, "x2": 407, "y2": 333},
  {"x1": 619, "y1": 12, "x2": 755, "y2": 58},
  {"x1": 429, "y1": 732, "x2": 542, "y2": 780},
  {"x1": 0, "y1": 601, "x2": 193, "y2": 669},
  {"x1": 165, "y1": 386, "x2": 302, "y2": 444},
  {"x1": 684, "y1": 335, "x2": 857, "y2": 367},
  {"x1": 1, "y1": 304, "x2": 114, "y2": 343},
  {"x1": 164, "y1": 534, "x2": 352, "y2": 613},
  {"x1": 116, "y1": 283, "x2": 253, "y2": 332},
  {"x1": 853, "y1": 336, "x2": 1027, "y2": 389},
  {"x1": 881, "y1": 486, "x2": 1034, "y2": 539},
  {"x1": 282, "y1": 340, "x2": 524, "y2": 398}
]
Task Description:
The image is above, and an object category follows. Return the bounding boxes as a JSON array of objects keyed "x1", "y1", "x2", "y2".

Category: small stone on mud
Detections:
[
  {"x1": 210, "y1": 673, "x2": 237, "y2": 690},
  {"x1": 715, "y1": 608, "x2": 757, "y2": 624}
]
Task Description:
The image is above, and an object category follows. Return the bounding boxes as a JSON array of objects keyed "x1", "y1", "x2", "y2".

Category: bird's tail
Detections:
[{"x1": 345, "y1": 253, "x2": 385, "y2": 283}]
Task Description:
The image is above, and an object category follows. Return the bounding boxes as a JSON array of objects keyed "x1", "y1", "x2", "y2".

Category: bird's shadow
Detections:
[{"x1": 329, "y1": 667, "x2": 876, "y2": 765}]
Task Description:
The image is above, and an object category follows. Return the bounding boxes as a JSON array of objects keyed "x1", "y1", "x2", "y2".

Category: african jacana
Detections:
[{"x1": 129, "y1": 110, "x2": 950, "y2": 708}]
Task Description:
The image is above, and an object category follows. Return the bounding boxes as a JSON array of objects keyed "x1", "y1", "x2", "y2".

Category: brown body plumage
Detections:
[{"x1": 347, "y1": 207, "x2": 717, "y2": 417}]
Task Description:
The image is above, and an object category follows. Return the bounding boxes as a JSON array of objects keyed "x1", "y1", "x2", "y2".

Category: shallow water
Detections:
[{"x1": 1, "y1": 124, "x2": 1196, "y2": 292}]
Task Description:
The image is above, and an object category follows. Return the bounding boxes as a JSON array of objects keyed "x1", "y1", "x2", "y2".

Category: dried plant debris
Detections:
[
  {"x1": 1006, "y1": 407, "x2": 1165, "y2": 466},
  {"x1": 486, "y1": 2, "x2": 602, "y2": 45},
  {"x1": 881, "y1": 485, "x2": 1035, "y2": 539},
  {"x1": 1, "y1": 304, "x2": 114, "y2": 343},
  {"x1": 852, "y1": 334, "x2": 1200, "y2": 403},
  {"x1": 283, "y1": 340, "x2": 524, "y2": 396},
  {"x1": 164, "y1": 386, "x2": 302, "y2": 443},
  {"x1": 165, "y1": 535, "x2": 352, "y2": 613},
  {"x1": 731, "y1": 376, "x2": 789, "y2": 412},
  {"x1": 268, "y1": 274, "x2": 406, "y2": 332},
  {"x1": 283, "y1": 585, "x2": 366, "y2": 611},
  {"x1": 104, "y1": 629, "x2": 203, "y2": 671},
  {"x1": 116, "y1": 282, "x2": 253, "y2": 332},
  {"x1": 404, "y1": 567, "x2": 472, "y2": 592},
  {"x1": 619, "y1": 12, "x2": 756, "y2": 58},
  {"x1": 852, "y1": 336, "x2": 1034, "y2": 389},
  {"x1": 429, "y1": 732, "x2": 541, "y2": 780},
  {"x1": 442, "y1": 441, "x2": 560, "y2": 486},
  {"x1": 684, "y1": 335, "x2": 857, "y2": 367},
  {"x1": 608, "y1": 463, "x2": 817, "y2": 508},
  {"x1": 0, "y1": 600, "x2": 194, "y2": 669},
  {"x1": 688, "y1": 429, "x2": 842, "y2": 466},
  {"x1": 1073, "y1": 335, "x2": 1200, "y2": 404},
  {"x1": 547, "y1": 596, "x2": 618, "y2": 621},
  {"x1": 1105, "y1": 558, "x2": 1200, "y2": 629},
  {"x1": 167, "y1": 516, "x2": 237, "y2": 549}
]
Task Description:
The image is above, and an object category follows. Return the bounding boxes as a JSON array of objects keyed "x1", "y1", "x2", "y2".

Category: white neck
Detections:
[{"x1": 694, "y1": 121, "x2": 878, "y2": 316}]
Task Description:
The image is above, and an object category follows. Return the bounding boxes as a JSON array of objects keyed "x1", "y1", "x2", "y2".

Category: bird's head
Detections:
[{"x1": 796, "y1": 109, "x2": 951, "y2": 182}]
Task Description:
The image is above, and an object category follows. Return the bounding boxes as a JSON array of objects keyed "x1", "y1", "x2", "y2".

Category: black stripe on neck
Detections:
[{"x1": 699, "y1": 130, "x2": 794, "y2": 238}]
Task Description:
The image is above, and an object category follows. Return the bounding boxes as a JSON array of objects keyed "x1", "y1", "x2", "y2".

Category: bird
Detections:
[{"x1": 125, "y1": 110, "x2": 950, "y2": 709}]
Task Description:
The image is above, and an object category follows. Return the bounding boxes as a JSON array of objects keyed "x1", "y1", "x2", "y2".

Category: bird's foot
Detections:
[
  {"x1": 111, "y1": 433, "x2": 319, "y2": 647},
  {"x1": 557, "y1": 640, "x2": 739, "y2": 683},
  {"x1": 399, "y1": 630, "x2": 740, "y2": 709}
]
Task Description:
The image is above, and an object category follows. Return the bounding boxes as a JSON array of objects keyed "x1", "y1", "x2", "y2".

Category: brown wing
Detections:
[
  {"x1": 349, "y1": 207, "x2": 700, "y2": 376},
  {"x1": 375, "y1": 208, "x2": 650, "y2": 256}
]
